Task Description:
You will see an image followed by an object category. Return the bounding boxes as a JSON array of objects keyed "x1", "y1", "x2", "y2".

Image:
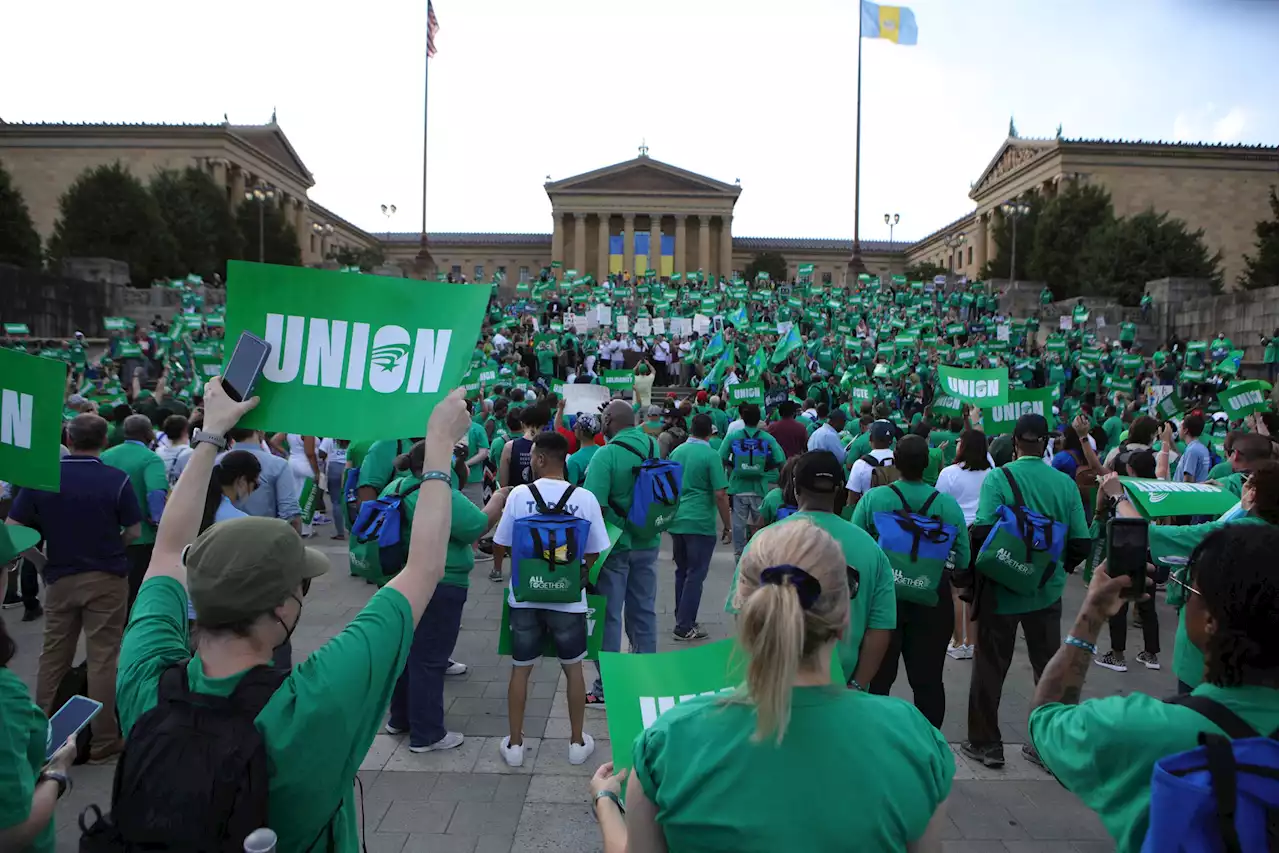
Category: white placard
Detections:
[
  {"x1": 1147, "y1": 384, "x2": 1174, "y2": 415},
  {"x1": 996, "y1": 324, "x2": 1010, "y2": 342},
  {"x1": 563, "y1": 311, "x2": 577, "y2": 330},
  {"x1": 670, "y1": 318, "x2": 692, "y2": 337},
  {"x1": 595, "y1": 305, "x2": 612, "y2": 326},
  {"x1": 652, "y1": 318, "x2": 665, "y2": 335},
  {"x1": 1095, "y1": 315, "x2": 1106, "y2": 328},
  {"x1": 1059, "y1": 315, "x2": 1072, "y2": 331},
  {"x1": 693, "y1": 314, "x2": 711, "y2": 334},
  {"x1": 561, "y1": 384, "x2": 611, "y2": 417},
  {"x1": 617, "y1": 315, "x2": 629, "y2": 334},
  {"x1": 635, "y1": 318, "x2": 652, "y2": 337},
  {"x1": 777, "y1": 321, "x2": 794, "y2": 336}
]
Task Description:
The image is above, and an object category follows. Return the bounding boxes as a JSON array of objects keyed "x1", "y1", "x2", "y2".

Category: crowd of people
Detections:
[{"x1": 0, "y1": 267, "x2": 1276, "y2": 853}]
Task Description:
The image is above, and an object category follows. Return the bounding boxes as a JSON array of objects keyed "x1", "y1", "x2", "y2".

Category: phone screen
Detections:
[
  {"x1": 1107, "y1": 519, "x2": 1150, "y2": 600},
  {"x1": 47, "y1": 695, "x2": 102, "y2": 760},
  {"x1": 222, "y1": 331, "x2": 272, "y2": 403}
]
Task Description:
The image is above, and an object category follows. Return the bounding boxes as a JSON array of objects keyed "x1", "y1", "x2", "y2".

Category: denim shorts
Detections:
[{"x1": 509, "y1": 607, "x2": 587, "y2": 666}]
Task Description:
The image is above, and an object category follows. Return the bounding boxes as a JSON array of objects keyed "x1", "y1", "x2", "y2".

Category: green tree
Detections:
[
  {"x1": 151, "y1": 167, "x2": 244, "y2": 281},
  {"x1": 978, "y1": 192, "x2": 1041, "y2": 282},
  {"x1": 1238, "y1": 186, "x2": 1278, "y2": 290},
  {"x1": 1078, "y1": 209, "x2": 1222, "y2": 305},
  {"x1": 334, "y1": 245, "x2": 386, "y2": 271},
  {"x1": 1026, "y1": 183, "x2": 1114, "y2": 299},
  {"x1": 236, "y1": 199, "x2": 302, "y2": 267},
  {"x1": 744, "y1": 251, "x2": 788, "y2": 283},
  {"x1": 0, "y1": 159, "x2": 41, "y2": 268},
  {"x1": 46, "y1": 162, "x2": 179, "y2": 284},
  {"x1": 902, "y1": 261, "x2": 949, "y2": 282}
]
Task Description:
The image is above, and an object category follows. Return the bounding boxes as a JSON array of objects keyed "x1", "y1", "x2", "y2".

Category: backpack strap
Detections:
[
  {"x1": 888, "y1": 484, "x2": 912, "y2": 512},
  {"x1": 1201, "y1": 733, "x2": 1245, "y2": 853},
  {"x1": 398, "y1": 479, "x2": 425, "y2": 499},
  {"x1": 527, "y1": 482, "x2": 550, "y2": 514},
  {"x1": 229, "y1": 665, "x2": 289, "y2": 712},
  {"x1": 156, "y1": 660, "x2": 192, "y2": 703},
  {"x1": 919, "y1": 490, "x2": 941, "y2": 516},
  {"x1": 1164, "y1": 695, "x2": 1261, "y2": 740},
  {"x1": 1001, "y1": 466, "x2": 1027, "y2": 508},
  {"x1": 551, "y1": 484, "x2": 576, "y2": 514}
]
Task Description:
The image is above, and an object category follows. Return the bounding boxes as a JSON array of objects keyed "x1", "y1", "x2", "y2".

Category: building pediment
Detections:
[
  {"x1": 227, "y1": 123, "x2": 314, "y2": 186},
  {"x1": 969, "y1": 138, "x2": 1056, "y2": 200},
  {"x1": 546, "y1": 156, "x2": 740, "y2": 198}
]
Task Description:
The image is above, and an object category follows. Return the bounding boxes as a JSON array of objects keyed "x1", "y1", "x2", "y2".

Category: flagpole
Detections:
[
  {"x1": 415, "y1": 6, "x2": 434, "y2": 275},
  {"x1": 848, "y1": 3, "x2": 866, "y2": 279}
]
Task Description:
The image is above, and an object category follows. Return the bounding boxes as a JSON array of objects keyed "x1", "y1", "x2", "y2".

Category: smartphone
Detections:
[
  {"x1": 222, "y1": 331, "x2": 272, "y2": 403},
  {"x1": 1106, "y1": 517, "x2": 1150, "y2": 600},
  {"x1": 46, "y1": 695, "x2": 102, "y2": 760}
]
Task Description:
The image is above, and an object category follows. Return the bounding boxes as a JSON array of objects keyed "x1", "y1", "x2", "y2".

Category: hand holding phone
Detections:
[
  {"x1": 221, "y1": 331, "x2": 272, "y2": 403},
  {"x1": 46, "y1": 694, "x2": 102, "y2": 761},
  {"x1": 1106, "y1": 517, "x2": 1150, "y2": 601}
]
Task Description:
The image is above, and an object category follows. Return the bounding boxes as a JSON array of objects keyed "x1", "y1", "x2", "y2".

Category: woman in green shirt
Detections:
[{"x1": 625, "y1": 520, "x2": 953, "y2": 852}]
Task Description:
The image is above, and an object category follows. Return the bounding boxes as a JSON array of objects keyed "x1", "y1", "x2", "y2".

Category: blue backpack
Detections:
[
  {"x1": 777, "y1": 504, "x2": 799, "y2": 521},
  {"x1": 974, "y1": 468, "x2": 1068, "y2": 596},
  {"x1": 873, "y1": 485, "x2": 958, "y2": 607},
  {"x1": 613, "y1": 439, "x2": 683, "y2": 534},
  {"x1": 1143, "y1": 695, "x2": 1279, "y2": 853},
  {"x1": 344, "y1": 439, "x2": 406, "y2": 524},
  {"x1": 729, "y1": 429, "x2": 774, "y2": 479},
  {"x1": 510, "y1": 484, "x2": 592, "y2": 603},
  {"x1": 350, "y1": 478, "x2": 422, "y2": 576}
]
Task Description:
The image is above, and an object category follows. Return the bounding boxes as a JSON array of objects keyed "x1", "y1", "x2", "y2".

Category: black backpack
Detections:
[{"x1": 80, "y1": 661, "x2": 286, "y2": 852}]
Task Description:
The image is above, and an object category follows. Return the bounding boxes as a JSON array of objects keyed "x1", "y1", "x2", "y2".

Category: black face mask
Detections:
[{"x1": 275, "y1": 593, "x2": 303, "y2": 650}]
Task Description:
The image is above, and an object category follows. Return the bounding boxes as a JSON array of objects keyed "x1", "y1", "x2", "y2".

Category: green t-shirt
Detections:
[
  {"x1": 1030, "y1": 683, "x2": 1279, "y2": 853},
  {"x1": 667, "y1": 439, "x2": 728, "y2": 536},
  {"x1": 356, "y1": 438, "x2": 410, "y2": 494},
  {"x1": 565, "y1": 443, "x2": 599, "y2": 487},
  {"x1": 849, "y1": 480, "x2": 970, "y2": 571},
  {"x1": 1206, "y1": 460, "x2": 1234, "y2": 482},
  {"x1": 1102, "y1": 416, "x2": 1124, "y2": 452},
  {"x1": 117, "y1": 577, "x2": 413, "y2": 852},
  {"x1": 1119, "y1": 322, "x2": 1137, "y2": 342},
  {"x1": 719, "y1": 427, "x2": 785, "y2": 497},
  {"x1": 102, "y1": 440, "x2": 169, "y2": 545},
  {"x1": 757, "y1": 486, "x2": 787, "y2": 528},
  {"x1": 464, "y1": 421, "x2": 490, "y2": 486},
  {"x1": 633, "y1": 687, "x2": 953, "y2": 852},
  {"x1": 0, "y1": 668, "x2": 54, "y2": 852},
  {"x1": 397, "y1": 476, "x2": 489, "y2": 588},
  {"x1": 583, "y1": 428, "x2": 662, "y2": 552},
  {"x1": 346, "y1": 439, "x2": 374, "y2": 470},
  {"x1": 1264, "y1": 336, "x2": 1277, "y2": 364},
  {"x1": 974, "y1": 456, "x2": 1090, "y2": 615},
  {"x1": 846, "y1": 430, "x2": 873, "y2": 465}
]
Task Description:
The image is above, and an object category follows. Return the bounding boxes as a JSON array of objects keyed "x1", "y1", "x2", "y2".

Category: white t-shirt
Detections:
[
  {"x1": 157, "y1": 443, "x2": 193, "y2": 485},
  {"x1": 318, "y1": 437, "x2": 347, "y2": 466},
  {"x1": 846, "y1": 447, "x2": 896, "y2": 495},
  {"x1": 653, "y1": 341, "x2": 671, "y2": 363},
  {"x1": 493, "y1": 478, "x2": 611, "y2": 613},
  {"x1": 935, "y1": 462, "x2": 994, "y2": 526}
]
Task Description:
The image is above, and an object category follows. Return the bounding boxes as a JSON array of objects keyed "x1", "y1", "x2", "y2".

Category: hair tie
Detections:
[{"x1": 760, "y1": 564, "x2": 822, "y2": 610}]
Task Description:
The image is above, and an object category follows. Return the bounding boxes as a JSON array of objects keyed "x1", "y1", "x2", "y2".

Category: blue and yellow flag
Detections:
[{"x1": 862, "y1": 1, "x2": 918, "y2": 45}]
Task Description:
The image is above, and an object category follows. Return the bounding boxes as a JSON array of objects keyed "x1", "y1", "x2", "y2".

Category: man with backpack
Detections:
[
  {"x1": 1028, "y1": 524, "x2": 1278, "y2": 853},
  {"x1": 584, "y1": 400, "x2": 682, "y2": 707},
  {"x1": 491, "y1": 431, "x2": 608, "y2": 766},
  {"x1": 851, "y1": 435, "x2": 969, "y2": 728},
  {"x1": 720, "y1": 403, "x2": 786, "y2": 561},
  {"x1": 845, "y1": 420, "x2": 896, "y2": 509},
  {"x1": 960, "y1": 413, "x2": 1091, "y2": 770}
]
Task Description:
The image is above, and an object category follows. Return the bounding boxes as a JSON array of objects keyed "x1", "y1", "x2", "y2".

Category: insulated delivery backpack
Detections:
[
  {"x1": 729, "y1": 429, "x2": 774, "y2": 479},
  {"x1": 510, "y1": 484, "x2": 592, "y2": 603},
  {"x1": 613, "y1": 438, "x2": 682, "y2": 534},
  {"x1": 344, "y1": 439, "x2": 406, "y2": 524},
  {"x1": 349, "y1": 476, "x2": 422, "y2": 577},
  {"x1": 1142, "y1": 695, "x2": 1279, "y2": 853},
  {"x1": 872, "y1": 485, "x2": 959, "y2": 606},
  {"x1": 974, "y1": 468, "x2": 1068, "y2": 595}
]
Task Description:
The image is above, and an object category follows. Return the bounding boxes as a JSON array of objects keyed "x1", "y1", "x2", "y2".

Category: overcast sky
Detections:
[{"x1": 2, "y1": 0, "x2": 1276, "y2": 243}]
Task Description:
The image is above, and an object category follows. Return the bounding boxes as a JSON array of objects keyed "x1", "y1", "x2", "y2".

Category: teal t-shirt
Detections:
[
  {"x1": 667, "y1": 439, "x2": 728, "y2": 536},
  {"x1": 719, "y1": 427, "x2": 785, "y2": 497},
  {"x1": 464, "y1": 421, "x2": 490, "y2": 486},
  {"x1": 0, "y1": 668, "x2": 54, "y2": 853}
]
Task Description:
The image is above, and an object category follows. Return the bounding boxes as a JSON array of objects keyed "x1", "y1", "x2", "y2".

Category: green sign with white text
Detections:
[
  {"x1": 937, "y1": 365, "x2": 1008, "y2": 406},
  {"x1": 981, "y1": 385, "x2": 1056, "y2": 435},
  {"x1": 1119, "y1": 478, "x2": 1239, "y2": 518},
  {"x1": 1218, "y1": 380, "x2": 1272, "y2": 419},
  {"x1": 0, "y1": 348, "x2": 65, "y2": 490}
]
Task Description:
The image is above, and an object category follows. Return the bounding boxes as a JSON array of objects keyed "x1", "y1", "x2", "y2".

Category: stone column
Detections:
[
  {"x1": 294, "y1": 200, "x2": 308, "y2": 260},
  {"x1": 974, "y1": 213, "x2": 989, "y2": 273},
  {"x1": 673, "y1": 214, "x2": 687, "y2": 275},
  {"x1": 597, "y1": 213, "x2": 610, "y2": 282},
  {"x1": 229, "y1": 166, "x2": 245, "y2": 212},
  {"x1": 649, "y1": 216, "x2": 662, "y2": 278},
  {"x1": 720, "y1": 214, "x2": 733, "y2": 281},
  {"x1": 551, "y1": 211, "x2": 565, "y2": 266},
  {"x1": 574, "y1": 212, "x2": 588, "y2": 275},
  {"x1": 698, "y1": 215, "x2": 711, "y2": 277},
  {"x1": 210, "y1": 160, "x2": 227, "y2": 201},
  {"x1": 623, "y1": 214, "x2": 636, "y2": 278},
  {"x1": 985, "y1": 210, "x2": 999, "y2": 270}
]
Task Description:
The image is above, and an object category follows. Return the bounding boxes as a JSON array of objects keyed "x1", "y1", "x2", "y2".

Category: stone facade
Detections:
[{"x1": 1146, "y1": 278, "x2": 1279, "y2": 362}]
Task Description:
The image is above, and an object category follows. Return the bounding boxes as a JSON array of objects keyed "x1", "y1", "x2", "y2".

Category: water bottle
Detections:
[{"x1": 243, "y1": 828, "x2": 277, "y2": 853}]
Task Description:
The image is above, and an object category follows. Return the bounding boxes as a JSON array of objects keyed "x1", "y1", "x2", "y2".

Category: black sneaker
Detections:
[
  {"x1": 673, "y1": 626, "x2": 709, "y2": 641},
  {"x1": 488, "y1": 567, "x2": 503, "y2": 583},
  {"x1": 1, "y1": 588, "x2": 21, "y2": 610},
  {"x1": 585, "y1": 691, "x2": 606, "y2": 710},
  {"x1": 22, "y1": 603, "x2": 42, "y2": 622},
  {"x1": 1021, "y1": 743, "x2": 1048, "y2": 771},
  {"x1": 960, "y1": 740, "x2": 1005, "y2": 768}
]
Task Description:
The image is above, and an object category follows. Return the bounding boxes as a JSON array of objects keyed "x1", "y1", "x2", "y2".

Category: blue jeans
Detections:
[
  {"x1": 671, "y1": 534, "x2": 716, "y2": 634},
  {"x1": 326, "y1": 461, "x2": 347, "y2": 537},
  {"x1": 591, "y1": 547, "x2": 659, "y2": 695},
  {"x1": 389, "y1": 583, "x2": 467, "y2": 746}
]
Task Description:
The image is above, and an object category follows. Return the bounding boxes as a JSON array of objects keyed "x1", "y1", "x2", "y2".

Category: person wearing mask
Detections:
[
  {"x1": 852, "y1": 435, "x2": 970, "y2": 728},
  {"x1": 959, "y1": 413, "x2": 1091, "y2": 770},
  {"x1": 0, "y1": 524, "x2": 80, "y2": 853},
  {"x1": 5, "y1": 414, "x2": 142, "y2": 764},
  {"x1": 721, "y1": 403, "x2": 786, "y2": 562},
  {"x1": 102, "y1": 414, "x2": 169, "y2": 606},
  {"x1": 806, "y1": 407, "x2": 848, "y2": 463},
  {"x1": 317, "y1": 438, "x2": 349, "y2": 540},
  {"x1": 583, "y1": 400, "x2": 665, "y2": 707},
  {"x1": 935, "y1": 429, "x2": 994, "y2": 660},
  {"x1": 155, "y1": 415, "x2": 193, "y2": 485},
  {"x1": 1173, "y1": 413, "x2": 1212, "y2": 483},
  {"x1": 565, "y1": 414, "x2": 601, "y2": 486},
  {"x1": 113, "y1": 379, "x2": 471, "y2": 851},
  {"x1": 223, "y1": 429, "x2": 302, "y2": 534},
  {"x1": 620, "y1": 520, "x2": 952, "y2": 851},
  {"x1": 1028, "y1": 524, "x2": 1278, "y2": 853},
  {"x1": 198, "y1": 450, "x2": 261, "y2": 534},
  {"x1": 492, "y1": 432, "x2": 605, "y2": 767},
  {"x1": 768, "y1": 400, "x2": 810, "y2": 459},
  {"x1": 385, "y1": 441, "x2": 508, "y2": 753},
  {"x1": 846, "y1": 420, "x2": 896, "y2": 509},
  {"x1": 667, "y1": 414, "x2": 732, "y2": 641}
]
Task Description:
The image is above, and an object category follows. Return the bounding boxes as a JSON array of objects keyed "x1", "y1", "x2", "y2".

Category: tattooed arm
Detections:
[{"x1": 1031, "y1": 562, "x2": 1139, "y2": 710}]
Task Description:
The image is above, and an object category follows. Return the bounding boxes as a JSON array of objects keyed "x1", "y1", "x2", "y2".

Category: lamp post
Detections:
[
  {"x1": 1000, "y1": 200, "x2": 1032, "y2": 285},
  {"x1": 380, "y1": 203, "x2": 397, "y2": 245},
  {"x1": 884, "y1": 213, "x2": 900, "y2": 245},
  {"x1": 244, "y1": 183, "x2": 277, "y2": 263},
  {"x1": 311, "y1": 222, "x2": 334, "y2": 260},
  {"x1": 943, "y1": 232, "x2": 967, "y2": 276}
]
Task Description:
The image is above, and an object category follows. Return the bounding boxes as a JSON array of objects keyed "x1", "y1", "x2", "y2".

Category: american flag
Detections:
[{"x1": 427, "y1": 1, "x2": 440, "y2": 57}]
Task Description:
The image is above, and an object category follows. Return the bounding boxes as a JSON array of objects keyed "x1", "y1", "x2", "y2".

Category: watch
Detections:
[
  {"x1": 39, "y1": 770, "x2": 71, "y2": 799},
  {"x1": 191, "y1": 429, "x2": 227, "y2": 452}
]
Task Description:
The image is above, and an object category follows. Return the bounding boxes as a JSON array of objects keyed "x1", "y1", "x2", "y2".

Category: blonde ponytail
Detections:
[{"x1": 738, "y1": 581, "x2": 805, "y2": 743}]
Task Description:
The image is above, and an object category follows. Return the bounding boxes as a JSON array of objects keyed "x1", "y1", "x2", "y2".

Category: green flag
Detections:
[
  {"x1": 702, "y1": 331, "x2": 725, "y2": 360},
  {"x1": 1218, "y1": 380, "x2": 1272, "y2": 419},
  {"x1": 728, "y1": 381, "x2": 764, "y2": 406},
  {"x1": 603, "y1": 370, "x2": 635, "y2": 390},
  {"x1": 1119, "y1": 478, "x2": 1240, "y2": 518},
  {"x1": 936, "y1": 365, "x2": 1008, "y2": 406},
  {"x1": 770, "y1": 327, "x2": 802, "y2": 365},
  {"x1": 222, "y1": 261, "x2": 488, "y2": 440},
  {"x1": 747, "y1": 347, "x2": 769, "y2": 380},
  {"x1": 981, "y1": 386, "x2": 1056, "y2": 435},
  {"x1": 848, "y1": 384, "x2": 873, "y2": 404},
  {"x1": 727, "y1": 305, "x2": 748, "y2": 328},
  {"x1": 0, "y1": 348, "x2": 65, "y2": 490}
]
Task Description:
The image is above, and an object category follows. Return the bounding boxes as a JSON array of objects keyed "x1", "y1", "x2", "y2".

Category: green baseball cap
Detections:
[
  {"x1": 187, "y1": 517, "x2": 329, "y2": 626},
  {"x1": 0, "y1": 523, "x2": 40, "y2": 565}
]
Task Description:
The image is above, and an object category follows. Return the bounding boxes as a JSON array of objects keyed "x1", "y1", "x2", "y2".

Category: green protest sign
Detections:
[
  {"x1": 223, "y1": 261, "x2": 488, "y2": 440},
  {"x1": 3, "y1": 323, "x2": 29, "y2": 335},
  {"x1": 117, "y1": 342, "x2": 142, "y2": 358},
  {"x1": 602, "y1": 370, "x2": 634, "y2": 390},
  {"x1": 298, "y1": 476, "x2": 318, "y2": 525},
  {"x1": 954, "y1": 348, "x2": 977, "y2": 364},
  {"x1": 944, "y1": 323, "x2": 964, "y2": 336},
  {"x1": 0, "y1": 348, "x2": 65, "y2": 490},
  {"x1": 848, "y1": 385, "x2": 872, "y2": 403},
  {"x1": 499, "y1": 594, "x2": 606, "y2": 661},
  {"x1": 1153, "y1": 388, "x2": 1184, "y2": 420},
  {"x1": 1218, "y1": 380, "x2": 1272, "y2": 419},
  {"x1": 931, "y1": 394, "x2": 964, "y2": 418},
  {"x1": 982, "y1": 386, "x2": 1055, "y2": 435},
  {"x1": 937, "y1": 365, "x2": 1008, "y2": 406},
  {"x1": 728, "y1": 381, "x2": 764, "y2": 406},
  {"x1": 103, "y1": 316, "x2": 134, "y2": 331},
  {"x1": 1118, "y1": 478, "x2": 1239, "y2": 518}
]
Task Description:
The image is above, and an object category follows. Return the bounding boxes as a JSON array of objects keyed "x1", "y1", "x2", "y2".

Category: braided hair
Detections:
[{"x1": 1187, "y1": 524, "x2": 1279, "y2": 688}]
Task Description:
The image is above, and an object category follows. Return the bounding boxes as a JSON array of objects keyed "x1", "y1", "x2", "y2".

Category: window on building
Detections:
[
  {"x1": 822, "y1": 272, "x2": 833, "y2": 284},
  {"x1": 474, "y1": 264, "x2": 484, "y2": 281},
  {"x1": 967, "y1": 246, "x2": 973, "y2": 265},
  {"x1": 519, "y1": 266, "x2": 530, "y2": 282},
  {"x1": 450, "y1": 264, "x2": 462, "y2": 276},
  {"x1": 497, "y1": 265, "x2": 507, "y2": 281}
]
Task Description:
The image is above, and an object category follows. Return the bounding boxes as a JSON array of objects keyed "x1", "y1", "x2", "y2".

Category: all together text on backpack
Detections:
[
  {"x1": 871, "y1": 485, "x2": 958, "y2": 607},
  {"x1": 613, "y1": 438, "x2": 682, "y2": 534},
  {"x1": 974, "y1": 468, "x2": 1067, "y2": 595},
  {"x1": 510, "y1": 483, "x2": 592, "y2": 603},
  {"x1": 730, "y1": 430, "x2": 774, "y2": 479}
]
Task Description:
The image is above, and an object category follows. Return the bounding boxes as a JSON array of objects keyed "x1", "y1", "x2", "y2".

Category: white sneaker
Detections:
[
  {"x1": 963, "y1": 644, "x2": 976, "y2": 660},
  {"x1": 409, "y1": 731, "x2": 464, "y2": 753},
  {"x1": 384, "y1": 722, "x2": 406, "y2": 735},
  {"x1": 499, "y1": 736, "x2": 525, "y2": 767},
  {"x1": 946, "y1": 642, "x2": 967, "y2": 660},
  {"x1": 568, "y1": 733, "x2": 596, "y2": 765},
  {"x1": 445, "y1": 659, "x2": 468, "y2": 676}
]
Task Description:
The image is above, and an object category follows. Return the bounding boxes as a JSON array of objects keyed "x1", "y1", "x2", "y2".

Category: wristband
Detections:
[
  {"x1": 1064, "y1": 635, "x2": 1097, "y2": 655},
  {"x1": 420, "y1": 470, "x2": 452, "y2": 487},
  {"x1": 593, "y1": 790, "x2": 625, "y2": 818},
  {"x1": 848, "y1": 679, "x2": 865, "y2": 692}
]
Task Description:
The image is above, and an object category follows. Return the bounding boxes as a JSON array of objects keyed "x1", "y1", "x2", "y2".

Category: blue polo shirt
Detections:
[{"x1": 7, "y1": 455, "x2": 142, "y2": 584}]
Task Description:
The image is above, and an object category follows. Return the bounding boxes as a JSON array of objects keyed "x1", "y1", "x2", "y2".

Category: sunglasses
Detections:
[{"x1": 1166, "y1": 572, "x2": 1202, "y2": 598}]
